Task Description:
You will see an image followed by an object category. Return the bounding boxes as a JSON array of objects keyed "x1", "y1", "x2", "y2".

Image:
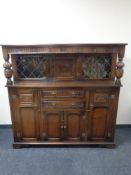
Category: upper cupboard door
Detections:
[
  {"x1": 81, "y1": 54, "x2": 116, "y2": 80},
  {"x1": 51, "y1": 55, "x2": 76, "y2": 80}
]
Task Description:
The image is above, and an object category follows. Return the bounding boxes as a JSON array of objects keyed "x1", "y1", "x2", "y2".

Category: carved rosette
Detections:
[
  {"x1": 115, "y1": 46, "x2": 125, "y2": 85},
  {"x1": 3, "y1": 54, "x2": 13, "y2": 85}
]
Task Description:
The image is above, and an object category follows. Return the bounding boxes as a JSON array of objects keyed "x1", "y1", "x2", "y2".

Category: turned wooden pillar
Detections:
[
  {"x1": 115, "y1": 46, "x2": 125, "y2": 85},
  {"x1": 3, "y1": 53, "x2": 13, "y2": 85}
]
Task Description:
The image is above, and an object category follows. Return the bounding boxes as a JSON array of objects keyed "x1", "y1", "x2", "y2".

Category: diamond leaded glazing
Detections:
[
  {"x1": 15, "y1": 54, "x2": 112, "y2": 79},
  {"x1": 82, "y1": 55, "x2": 112, "y2": 79},
  {"x1": 16, "y1": 55, "x2": 47, "y2": 78}
]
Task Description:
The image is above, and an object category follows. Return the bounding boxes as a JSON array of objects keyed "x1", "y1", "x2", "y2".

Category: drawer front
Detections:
[
  {"x1": 42, "y1": 89, "x2": 84, "y2": 98},
  {"x1": 42, "y1": 100, "x2": 84, "y2": 109}
]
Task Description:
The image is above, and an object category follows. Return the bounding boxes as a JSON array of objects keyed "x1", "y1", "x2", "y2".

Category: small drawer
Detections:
[
  {"x1": 42, "y1": 89, "x2": 84, "y2": 98},
  {"x1": 42, "y1": 100, "x2": 84, "y2": 109}
]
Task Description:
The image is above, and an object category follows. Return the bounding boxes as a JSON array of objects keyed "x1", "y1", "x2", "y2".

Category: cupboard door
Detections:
[
  {"x1": 41, "y1": 111, "x2": 63, "y2": 141},
  {"x1": 15, "y1": 89, "x2": 39, "y2": 141},
  {"x1": 64, "y1": 111, "x2": 86, "y2": 141},
  {"x1": 88, "y1": 89, "x2": 111, "y2": 141},
  {"x1": 51, "y1": 55, "x2": 76, "y2": 80}
]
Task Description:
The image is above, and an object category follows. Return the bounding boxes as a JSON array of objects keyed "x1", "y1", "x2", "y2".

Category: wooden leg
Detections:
[
  {"x1": 13, "y1": 144, "x2": 22, "y2": 149},
  {"x1": 105, "y1": 144, "x2": 116, "y2": 149}
]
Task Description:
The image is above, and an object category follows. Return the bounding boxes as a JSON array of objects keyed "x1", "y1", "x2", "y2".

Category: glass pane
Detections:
[
  {"x1": 82, "y1": 55, "x2": 112, "y2": 79},
  {"x1": 16, "y1": 55, "x2": 47, "y2": 78}
]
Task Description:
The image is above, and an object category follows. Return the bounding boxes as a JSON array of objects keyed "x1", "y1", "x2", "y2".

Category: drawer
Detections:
[
  {"x1": 42, "y1": 100, "x2": 84, "y2": 109},
  {"x1": 42, "y1": 89, "x2": 84, "y2": 98}
]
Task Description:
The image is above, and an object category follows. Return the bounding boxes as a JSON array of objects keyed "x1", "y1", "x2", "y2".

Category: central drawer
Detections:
[
  {"x1": 42, "y1": 89, "x2": 84, "y2": 98},
  {"x1": 42, "y1": 100, "x2": 84, "y2": 109}
]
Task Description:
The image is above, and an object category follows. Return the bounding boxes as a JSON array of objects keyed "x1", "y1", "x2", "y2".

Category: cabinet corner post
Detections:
[{"x1": 3, "y1": 53, "x2": 13, "y2": 85}]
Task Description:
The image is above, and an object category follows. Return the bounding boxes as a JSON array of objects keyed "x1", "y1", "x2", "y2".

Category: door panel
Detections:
[
  {"x1": 88, "y1": 89, "x2": 110, "y2": 141},
  {"x1": 15, "y1": 89, "x2": 39, "y2": 141},
  {"x1": 90, "y1": 107, "x2": 108, "y2": 139},
  {"x1": 52, "y1": 55, "x2": 76, "y2": 80},
  {"x1": 64, "y1": 111, "x2": 84, "y2": 141},
  {"x1": 19, "y1": 107, "x2": 36, "y2": 139},
  {"x1": 66, "y1": 112, "x2": 80, "y2": 139},
  {"x1": 42, "y1": 111, "x2": 63, "y2": 141}
]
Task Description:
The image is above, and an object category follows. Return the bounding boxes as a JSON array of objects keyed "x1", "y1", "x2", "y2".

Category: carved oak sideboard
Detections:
[{"x1": 2, "y1": 44, "x2": 127, "y2": 148}]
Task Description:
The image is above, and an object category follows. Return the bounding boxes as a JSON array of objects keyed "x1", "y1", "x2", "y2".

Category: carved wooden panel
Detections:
[
  {"x1": 19, "y1": 94, "x2": 33, "y2": 104},
  {"x1": 88, "y1": 89, "x2": 111, "y2": 141},
  {"x1": 14, "y1": 89, "x2": 39, "y2": 141},
  {"x1": 19, "y1": 107, "x2": 37, "y2": 139},
  {"x1": 88, "y1": 107, "x2": 109, "y2": 140},
  {"x1": 94, "y1": 93, "x2": 109, "y2": 105},
  {"x1": 52, "y1": 55, "x2": 76, "y2": 80},
  {"x1": 42, "y1": 111, "x2": 63, "y2": 141},
  {"x1": 64, "y1": 111, "x2": 82, "y2": 141}
]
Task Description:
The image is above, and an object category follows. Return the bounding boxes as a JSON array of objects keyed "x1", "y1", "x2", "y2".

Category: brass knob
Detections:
[
  {"x1": 86, "y1": 109, "x2": 91, "y2": 112},
  {"x1": 71, "y1": 103, "x2": 76, "y2": 107},
  {"x1": 90, "y1": 104, "x2": 94, "y2": 109},
  {"x1": 61, "y1": 125, "x2": 67, "y2": 129},
  {"x1": 83, "y1": 115, "x2": 86, "y2": 119}
]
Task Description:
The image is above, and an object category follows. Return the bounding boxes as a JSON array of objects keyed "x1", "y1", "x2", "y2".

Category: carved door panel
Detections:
[
  {"x1": 14, "y1": 89, "x2": 39, "y2": 142},
  {"x1": 88, "y1": 89, "x2": 111, "y2": 141},
  {"x1": 51, "y1": 55, "x2": 76, "y2": 80},
  {"x1": 64, "y1": 110, "x2": 86, "y2": 141},
  {"x1": 41, "y1": 110, "x2": 63, "y2": 141}
]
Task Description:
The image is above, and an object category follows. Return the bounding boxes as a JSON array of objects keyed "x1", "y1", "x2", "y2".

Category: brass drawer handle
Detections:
[
  {"x1": 51, "y1": 91, "x2": 57, "y2": 95},
  {"x1": 71, "y1": 91, "x2": 80, "y2": 96}
]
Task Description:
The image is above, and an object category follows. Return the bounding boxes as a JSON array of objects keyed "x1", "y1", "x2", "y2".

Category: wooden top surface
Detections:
[
  {"x1": 1, "y1": 43, "x2": 127, "y2": 47},
  {"x1": 6, "y1": 81, "x2": 121, "y2": 88}
]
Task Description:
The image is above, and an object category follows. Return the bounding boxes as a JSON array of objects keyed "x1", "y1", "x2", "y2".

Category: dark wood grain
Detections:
[{"x1": 2, "y1": 44, "x2": 127, "y2": 148}]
